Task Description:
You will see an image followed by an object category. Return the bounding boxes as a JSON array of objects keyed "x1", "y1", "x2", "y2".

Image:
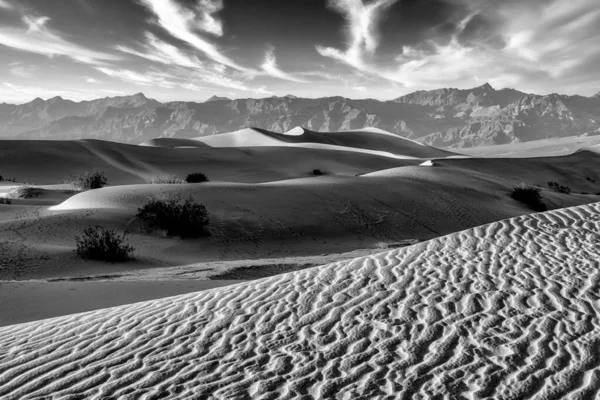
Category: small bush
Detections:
[
  {"x1": 0, "y1": 175, "x2": 3, "y2": 181},
  {"x1": 75, "y1": 226, "x2": 134, "y2": 262},
  {"x1": 586, "y1": 176, "x2": 595, "y2": 183},
  {"x1": 9, "y1": 185, "x2": 44, "y2": 199},
  {"x1": 547, "y1": 181, "x2": 558, "y2": 189},
  {"x1": 0, "y1": 197, "x2": 11, "y2": 205},
  {"x1": 313, "y1": 169, "x2": 324, "y2": 176},
  {"x1": 70, "y1": 171, "x2": 107, "y2": 190},
  {"x1": 511, "y1": 183, "x2": 546, "y2": 211},
  {"x1": 186, "y1": 172, "x2": 209, "y2": 183},
  {"x1": 136, "y1": 195, "x2": 209, "y2": 238},
  {"x1": 558, "y1": 185, "x2": 571, "y2": 194}
]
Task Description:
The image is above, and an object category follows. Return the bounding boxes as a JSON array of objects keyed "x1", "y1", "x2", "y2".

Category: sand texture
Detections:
[{"x1": 2, "y1": 202, "x2": 600, "y2": 399}]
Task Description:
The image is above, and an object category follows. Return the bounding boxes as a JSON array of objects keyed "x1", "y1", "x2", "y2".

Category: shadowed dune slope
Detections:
[
  {"x1": 194, "y1": 127, "x2": 456, "y2": 158},
  {"x1": 0, "y1": 139, "x2": 415, "y2": 185},
  {"x1": 2, "y1": 202, "x2": 600, "y2": 398},
  {"x1": 138, "y1": 138, "x2": 212, "y2": 148}
]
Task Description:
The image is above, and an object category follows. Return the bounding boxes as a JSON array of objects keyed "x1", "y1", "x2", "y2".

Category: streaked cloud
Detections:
[
  {"x1": 139, "y1": 0, "x2": 250, "y2": 72},
  {"x1": 316, "y1": 0, "x2": 399, "y2": 69},
  {"x1": 0, "y1": 15, "x2": 120, "y2": 65},
  {"x1": 0, "y1": 0, "x2": 13, "y2": 10},
  {"x1": 116, "y1": 32, "x2": 203, "y2": 69},
  {"x1": 318, "y1": 0, "x2": 600, "y2": 95},
  {"x1": 260, "y1": 47, "x2": 307, "y2": 83}
]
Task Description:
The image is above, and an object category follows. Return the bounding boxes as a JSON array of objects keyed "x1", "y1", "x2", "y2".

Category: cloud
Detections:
[
  {"x1": 193, "y1": 0, "x2": 224, "y2": 36},
  {"x1": 0, "y1": 15, "x2": 120, "y2": 65},
  {"x1": 95, "y1": 67, "x2": 175, "y2": 88},
  {"x1": 316, "y1": 0, "x2": 399, "y2": 69},
  {"x1": 8, "y1": 62, "x2": 34, "y2": 77},
  {"x1": 0, "y1": 0, "x2": 13, "y2": 9},
  {"x1": 116, "y1": 32, "x2": 203, "y2": 68},
  {"x1": 318, "y1": 0, "x2": 600, "y2": 95},
  {"x1": 85, "y1": 77, "x2": 102, "y2": 84},
  {"x1": 260, "y1": 47, "x2": 307, "y2": 83},
  {"x1": 139, "y1": 0, "x2": 250, "y2": 71}
]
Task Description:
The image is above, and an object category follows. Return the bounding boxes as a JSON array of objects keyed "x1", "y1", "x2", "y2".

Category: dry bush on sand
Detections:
[
  {"x1": 75, "y1": 226, "x2": 135, "y2": 262},
  {"x1": 136, "y1": 195, "x2": 210, "y2": 238}
]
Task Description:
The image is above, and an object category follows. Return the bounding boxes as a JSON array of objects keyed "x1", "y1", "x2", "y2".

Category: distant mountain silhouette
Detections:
[
  {"x1": 1, "y1": 85, "x2": 599, "y2": 147},
  {"x1": 205, "y1": 95, "x2": 231, "y2": 103}
]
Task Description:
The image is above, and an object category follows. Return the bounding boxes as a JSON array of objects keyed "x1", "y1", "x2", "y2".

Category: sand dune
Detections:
[
  {"x1": 2, "y1": 202, "x2": 600, "y2": 398},
  {"x1": 0, "y1": 139, "x2": 414, "y2": 185},
  {"x1": 2, "y1": 149, "x2": 599, "y2": 281},
  {"x1": 194, "y1": 127, "x2": 455, "y2": 159}
]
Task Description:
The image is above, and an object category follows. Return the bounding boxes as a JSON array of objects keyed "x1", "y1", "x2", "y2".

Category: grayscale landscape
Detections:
[{"x1": 1, "y1": 0, "x2": 600, "y2": 398}]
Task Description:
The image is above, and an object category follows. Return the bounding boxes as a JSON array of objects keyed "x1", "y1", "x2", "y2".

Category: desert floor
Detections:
[
  {"x1": 1, "y1": 129, "x2": 600, "y2": 327},
  {"x1": 2, "y1": 199, "x2": 600, "y2": 398}
]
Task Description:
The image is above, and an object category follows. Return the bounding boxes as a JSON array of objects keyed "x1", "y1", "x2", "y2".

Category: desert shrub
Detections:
[
  {"x1": 0, "y1": 198, "x2": 11, "y2": 205},
  {"x1": 149, "y1": 175, "x2": 186, "y2": 184},
  {"x1": 511, "y1": 183, "x2": 546, "y2": 211},
  {"x1": 586, "y1": 176, "x2": 595, "y2": 183},
  {"x1": 313, "y1": 169, "x2": 324, "y2": 176},
  {"x1": 10, "y1": 185, "x2": 44, "y2": 199},
  {"x1": 0, "y1": 175, "x2": 2, "y2": 181},
  {"x1": 136, "y1": 195, "x2": 209, "y2": 238},
  {"x1": 186, "y1": 172, "x2": 209, "y2": 183},
  {"x1": 558, "y1": 185, "x2": 571, "y2": 194},
  {"x1": 547, "y1": 181, "x2": 559, "y2": 189},
  {"x1": 75, "y1": 226, "x2": 134, "y2": 262},
  {"x1": 70, "y1": 171, "x2": 108, "y2": 190},
  {"x1": 596, "y1": 192, "x2": 600, "y2": 195}
]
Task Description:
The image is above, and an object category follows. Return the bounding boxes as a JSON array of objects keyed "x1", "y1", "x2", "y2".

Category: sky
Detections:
[{"x1": 0, "y1": 0, "x2": 599, "y2": 103}]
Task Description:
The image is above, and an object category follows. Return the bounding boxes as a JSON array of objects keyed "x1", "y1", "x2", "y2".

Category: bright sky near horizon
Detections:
[{"x1": 0, "y1": 0, "x2": 599, "y2": 103}]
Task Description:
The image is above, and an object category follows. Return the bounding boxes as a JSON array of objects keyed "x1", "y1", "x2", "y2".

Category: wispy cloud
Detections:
[
  {"x1": 317, "y1": 0, "x2": 600, "y2": 95},
  {"x1": 260, "y1": 47, "x2": 307, "y2": 83},
  {"x1": 139, "y1": 0, "x2": 250, "y2": 71},
  {"x1": 0, "y1": 15, "x2": 120, "y2": 65},
  {"x1": 316, "y1": 0, "x2": 399, "y2": 69},
  {"x1": 85, "y1": 77, "x2": 102, "y2": 84},
  {"x1": 116, "y1": 32, "x2": 203, "y2": 68},
  {"x1": 0, "y1": 0, "x2": 13, "y2": 9},
  {"x1": 8, "y1": 62, "x2": 34, "y2": 77},
  {"x1": 95, "y1": 67, "x2": 175, "y2": 88}
]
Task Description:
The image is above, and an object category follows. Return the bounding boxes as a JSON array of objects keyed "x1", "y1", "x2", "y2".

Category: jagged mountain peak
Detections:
[{"x1": 205, "y1": 95, "x2": 231, "y2": 103}]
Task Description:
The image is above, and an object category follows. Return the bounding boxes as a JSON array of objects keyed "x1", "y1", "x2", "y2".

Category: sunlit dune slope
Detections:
[
  {"x1": 194, "y1": 127, "x2": 456, "y2": 159},
  {"x1": 2, "y1": 202, "x2": 600, "y2": 398}
]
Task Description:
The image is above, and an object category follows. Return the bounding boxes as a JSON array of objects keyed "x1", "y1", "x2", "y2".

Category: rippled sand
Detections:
[{"x1": 2, "y1": 202, "x2": 600, "y2": 399}]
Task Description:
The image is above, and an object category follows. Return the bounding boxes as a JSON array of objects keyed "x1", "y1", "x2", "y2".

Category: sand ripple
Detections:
[{"x1": 2, "y1": 203, "x2": 600, "y2": 399}]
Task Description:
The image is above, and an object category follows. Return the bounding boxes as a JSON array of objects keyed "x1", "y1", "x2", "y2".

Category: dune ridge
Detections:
[
  {"x1": 2, "y1": 202, "x2": 600, "y2": 398},
  {"x1": 193, "y1": 127, "x2": 454, "y2": 159}
]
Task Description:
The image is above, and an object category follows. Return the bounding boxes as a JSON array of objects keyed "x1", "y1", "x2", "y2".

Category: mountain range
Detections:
[{"x1": 1, "y1": 84, "x2": 599, "y2": 148}]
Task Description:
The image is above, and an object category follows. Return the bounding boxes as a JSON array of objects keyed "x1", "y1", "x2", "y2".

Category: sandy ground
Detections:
[
  {"x1": 459, "y1": 134, "x2": 600, "y2": 157},
  {"x1": 0, "y1": 280, "x2": 244, "y2": 327},
  {"x1": 2, "y1": 201, "x2": 600, "y2": 398},
  {"x1": 1, "y1": 148, "x2": 600, "y2": 282}
]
